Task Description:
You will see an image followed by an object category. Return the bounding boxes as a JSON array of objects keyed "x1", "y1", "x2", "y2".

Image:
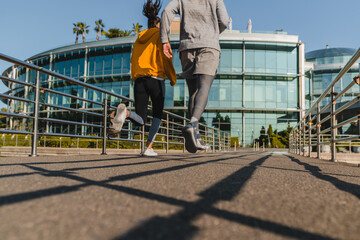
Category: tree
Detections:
[
  {"x1": 212, "y1": 112, "x2": 231, "y2": 131},
  {"x1": 267, "y1": 124, "x2": 274, "y2": 137},
  {"x1": 79, "y1": 22, "x2": 90, "y2": 43},
  {"x1": 123, "y1": 30, "x2": 132, "y2": 37},
  {"x1": 104, "y1": 28, "x2": 123, "y2": 38},
  {"x1": 94, "y1": 19, "x2": 105, "y2": 41},
  {"x1": 73, "y1": 23, "x2": 80, "y2": 44},
  {"x1": 132, "y1": 22, "x2": 143, "y2": 36}
]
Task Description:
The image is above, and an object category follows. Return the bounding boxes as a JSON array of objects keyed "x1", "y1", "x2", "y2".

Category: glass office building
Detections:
[
  {"x1": 2, "y1": 29, "x2": 305, "y2": 146},
  {"x1": 306, "y1": 48, "x2": 360, "y2": 105},
  {"x1": 305, "y1": 47, "x2": 360, "y2": 134}
]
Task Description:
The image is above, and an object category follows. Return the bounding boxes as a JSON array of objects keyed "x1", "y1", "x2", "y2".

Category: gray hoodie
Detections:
[{"x1": 160, "y1": 0, "x2": 229, "y2": 52}]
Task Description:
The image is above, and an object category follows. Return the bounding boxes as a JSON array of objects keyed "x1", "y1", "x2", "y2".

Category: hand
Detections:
[{"x1": 163, "y1": 43, "x2": 173, "y2": 59}]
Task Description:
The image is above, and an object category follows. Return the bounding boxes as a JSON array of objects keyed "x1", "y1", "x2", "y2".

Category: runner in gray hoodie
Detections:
[{"x1": 160, "y1": 0, "x2": 229, "y2": 153}]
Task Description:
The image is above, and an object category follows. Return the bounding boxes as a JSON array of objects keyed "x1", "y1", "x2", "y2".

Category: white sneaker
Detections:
[
  {"x1": 195, "y1": 133, "x2": 211, "y2": 150},
  {"x1": 196, "y1": 137, "x2": 211, "y2": 150},
  {"x1": 112, "y1": 103, "x2": 127, "y2": 131},
  {"x1": 141, "y1": 147, "x2": 158, "y2": 157}
]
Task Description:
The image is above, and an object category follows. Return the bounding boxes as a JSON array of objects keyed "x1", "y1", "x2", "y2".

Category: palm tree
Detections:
[
  {"x1": 73, "y1": 23, "x2": 80, "y2": 44},
  {"x1": 78, "y1": 22, "x2": 90, "y2": 43},
  {"x1": 94, "y1": 19, "x2": 105, "y2": 41},
  {"x1": 104, "y1": 28, "x2": 123, "y2": 38},
  {"x1": 123, "y1": 30, "x2": 132, "y2": 37},
  {"x1": 132, "y1": 23, "x2": 143, "y2": 36}
]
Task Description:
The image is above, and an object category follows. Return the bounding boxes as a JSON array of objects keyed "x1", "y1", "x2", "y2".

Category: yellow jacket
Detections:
[{"x1": 131, "y1": 28, "x2": 176, "y2": 86}]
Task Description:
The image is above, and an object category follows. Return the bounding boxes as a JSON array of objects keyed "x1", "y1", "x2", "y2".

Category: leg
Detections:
[
  {"x1": 140, "y1": 79, "x2": 165, "y2": 156},
  {"x1": 134, "y1": 78, "x2": 149, "y2": 125},
  {"x1": 186, "y1": 75, "x2": 214, "y2": 151},
  {"x1": 147, "y1": 80, "x2": 165, "y2": 147},
  {"x1": 192, "y1": 74, "x2": 215, "y2": 122},
  {"x1": 127, "y1": 110, "x2": 144, "y2": 126},
  {"x1": 186, "y1": 77, "x2": 198, "y2": 118}
]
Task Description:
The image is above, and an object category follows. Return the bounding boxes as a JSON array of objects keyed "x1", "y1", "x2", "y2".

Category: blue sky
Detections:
[{"x1": 1, "y1": 0, "x2": 359, "y2": 95}]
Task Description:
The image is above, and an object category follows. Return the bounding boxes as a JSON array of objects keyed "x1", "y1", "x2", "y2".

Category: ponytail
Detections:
[{"x1": 143, "y1": 0, "x2": 162, "y2": 28}]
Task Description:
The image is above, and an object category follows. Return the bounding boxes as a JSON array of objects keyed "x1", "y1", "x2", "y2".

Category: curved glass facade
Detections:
[
  {"x1": 306, "y1": 47, "x2": 360, "y2": 134},
  {"x1": 306, "y1": 48, "x2": 360, "y2": 107},
  {"x1": 3, "y1": 30, "x2": 304, "y2": 145}
]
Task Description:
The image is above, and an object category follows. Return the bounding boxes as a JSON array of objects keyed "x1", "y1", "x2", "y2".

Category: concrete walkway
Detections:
[{"x1": 0, "y1": 151, "x2": 359, "y2": 240}]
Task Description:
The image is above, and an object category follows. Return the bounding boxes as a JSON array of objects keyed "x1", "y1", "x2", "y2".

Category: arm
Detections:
[
  {"x1": 159, "y1": 38, "x2": 177, "y2": 86},
  {"x1": 162, "y1": 48, "x2": 177, "y2": 86},
  {"x1": 216, "y1": 0, "x2": 230, "y2": 34},
  {"x1": 160, "y1": 0, "x2": 180, "y2": 44},
  {"x1": 160, "y1": 0, "x2": 180, "y2": 59},
  {"x1": 164, "y1": 55, "x2": 177, "y2": 86}
]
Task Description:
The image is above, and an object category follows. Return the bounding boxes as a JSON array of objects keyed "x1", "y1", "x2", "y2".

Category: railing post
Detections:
[
  {"x1": 299, "y1": 122, "x2": 302, "y2": 155},
  {"x1": 331, "y1": 89, "x2": 337, "y2": 161},
  {"x1": 297, "y1": 128, "x2": 301, "y2": 155},
  {"x1": 218, "y1": 130, "x2": 221, "y2": 152},
  {"x1": 223, "y1": 132, "x2": 226, "y2": 152},
  {"x1": 302, "y1": 119, "x2": 305, "y2": 156},
  {"x1": 205, "y1": 126, "x2": 208, "y2": 152},
  {"x1": 166, "y1": 114, "x2": 169, "y2": 154},
  {"x1": 142, "y1": 125, "x2": 145, "y2": 152},
  {"x1": 183, "y1": 119, "x2": 186, "y2": 153},
  {"x1": 228, "y1": 133, "x2": 230, "y2": 152},
  {"x1": 212, "y1": 129, "x2": 215, "y2": 152},
  {"x1": 101, "y1": 94, "x2": 108, "y2": 155},
  {"x1": 30, "y1": 71, "x2": 40, "y2": 157},
  {"x1": 317, "y1": 104, "x2": 321, "y2": 159},
  {"x1": 308, "y1": 113, "x2": 312, "y2": 157}
]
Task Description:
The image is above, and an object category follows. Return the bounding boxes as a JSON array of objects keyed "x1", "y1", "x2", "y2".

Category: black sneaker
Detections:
[{"x1": 182, "y1": 124, "x2": 197, "y2": 153}]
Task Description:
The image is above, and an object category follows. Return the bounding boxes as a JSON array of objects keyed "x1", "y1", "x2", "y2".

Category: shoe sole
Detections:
[
  {"x1": 182, "y1": 127, "x2": 197, "y2": 153},
  {"x1": 107, "y1": 129, "x2": 120, "y2": 139},
  {"x1": 113, "y1": 104, "x2": 126, "y2": 131}
]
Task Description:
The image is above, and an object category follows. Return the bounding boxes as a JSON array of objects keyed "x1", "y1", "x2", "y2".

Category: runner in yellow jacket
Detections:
[{"x1": 112, "y1": 0, "x2": 176, "y2": 156}]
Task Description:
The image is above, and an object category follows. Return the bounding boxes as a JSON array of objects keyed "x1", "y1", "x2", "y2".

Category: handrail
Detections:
[
  {"x1": 0, "y1": 53, "x2": 231, "y2": 156},
  {"x1": 289, "y1": 48, "x2": 360, "y2": 161},
  {"x1": 302, "y1": 48, "x2": 360, "y2": 121}
]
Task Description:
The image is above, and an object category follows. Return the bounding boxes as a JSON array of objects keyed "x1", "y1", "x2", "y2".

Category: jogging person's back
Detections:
[{"x1": 160, "y1": 0, "x2": 229, "y2": 54}]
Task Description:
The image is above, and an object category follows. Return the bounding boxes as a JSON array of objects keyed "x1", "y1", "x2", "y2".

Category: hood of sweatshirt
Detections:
[{"x1": 137, "y1": 28, "x2": 160, "y2": 44}]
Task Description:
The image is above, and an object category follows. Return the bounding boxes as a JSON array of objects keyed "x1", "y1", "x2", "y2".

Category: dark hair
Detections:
[{"x1": 143, "y1": 0, "x2": 162, "y2": 28}]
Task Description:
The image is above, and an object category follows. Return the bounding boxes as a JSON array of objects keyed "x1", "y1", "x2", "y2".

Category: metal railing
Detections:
[
  {"x1": 0, "y1": 53, "x2": 231, "y2": 156},
  {"x1": 289, "y1": 48, "x2": 360, "y2": 161}
]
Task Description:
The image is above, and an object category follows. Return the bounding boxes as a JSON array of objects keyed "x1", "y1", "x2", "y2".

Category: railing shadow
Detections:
[
  {"x1": 286, "y1": 155, "x2": 360, "y2": 199},
  {"x1": 0, "y1": 152, "x2": 335, "y2": 240}
]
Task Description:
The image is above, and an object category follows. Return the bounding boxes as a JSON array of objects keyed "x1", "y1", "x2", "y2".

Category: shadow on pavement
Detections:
[
  {"x1": 286, "y1": 155, "x2": 360, "y2": 199},
  {"x1": 0, "y1": 152, "x2": 335, "y2": 240},
  {"x1": 114, "y1": 153, "x2": 334, "y2": 240}
]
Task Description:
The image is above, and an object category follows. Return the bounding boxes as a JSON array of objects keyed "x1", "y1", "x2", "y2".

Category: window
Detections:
[
  {"x1": 113, "y1": 54, "x2": 122, "y2": 74},
  {"x1": 122, "y1": 53, "x2": 131, "y2": 73},
  {"x1": 104, "y1": 55, "x2": 113, "y2": 75},
  {"x1": 95, "y1": 56, "x2": 103, "y2": 75}
]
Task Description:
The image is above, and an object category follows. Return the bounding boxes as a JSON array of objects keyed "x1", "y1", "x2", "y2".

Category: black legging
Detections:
[
  {"x1": 186, "y1": 74, "x2": 215, "y2": 120},
  {"x1": 134, "y1": 76, "x2": 165, "y2": 125}
]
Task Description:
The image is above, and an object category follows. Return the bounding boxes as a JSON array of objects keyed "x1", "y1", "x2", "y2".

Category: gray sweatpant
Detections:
[{"x1": 180, "y1": 48, "x2": 219, "y2": 121}]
